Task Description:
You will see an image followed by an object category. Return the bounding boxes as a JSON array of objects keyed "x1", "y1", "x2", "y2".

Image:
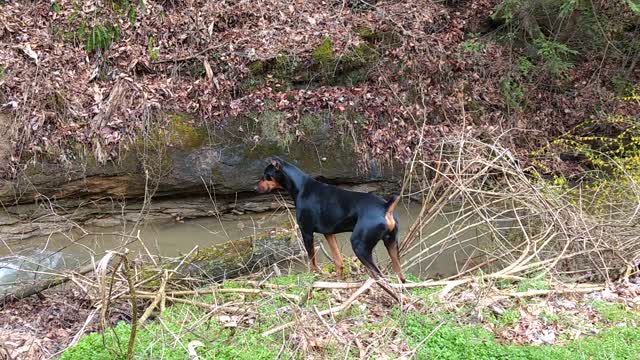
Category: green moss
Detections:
[
  {"x1": 257, "y1": 111, "x2": 293, "y2": 149},
  {"x1": 241, "y1": 141, "x2": 282, "y2": 161},
  {"x1": 113, "y1": 113, "x2": 206, "y2": 185},
  {"x1": 355, "y1": 28, "x2": 401, "y2": 48},
  {"x1": 355, "y1": 27, "x2": 376, "y2": 41},
  {"x1": 166, "y1": 115, "x2": 207, "y2": 150},
  {"x1": 344, "y1": 43, "x2": 379, "y2": 68},
  {"x1": 147, "y1": 36, "x2": 159, "y2": 61},
  {"x1": 253, "y1": 38, "x2": 379, "y2": 87},
  {"x1": 273, "y1": 53, "x2": 298, "y2": 79},
  {"x1": 243, "y1": 138, "x2": 356, "y2": 177},
  {"x1": 300, "y1": 113, "x2": 323, "y2": 134},
  {"x1": 312, "y1": 38, "x2": 335, "y2": 67},
  {"x1": 187, "y1": 238, "x2": 251, "y2": 263},
  {"x1": 133, "y1": 113, "x2": 206, "y2": 153},
  {"x1": 184, "y1": 228, "x2": 293, "y2": 269},
  {"x1": 248, "y1": 60, "x2": 265, "y2": 76},
  {"x1": 114, "y1": 147, "x2": 141, "y2": 172},
  {"x1": 47, "y1": 91, "x2": 66, "y2": 113}
]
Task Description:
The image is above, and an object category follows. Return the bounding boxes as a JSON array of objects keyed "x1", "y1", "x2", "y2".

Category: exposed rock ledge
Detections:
[{"x1": 0, "y1": 113, "x2": 401, "y2": 242}]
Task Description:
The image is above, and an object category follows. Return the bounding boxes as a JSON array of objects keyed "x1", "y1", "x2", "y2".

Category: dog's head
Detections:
[{"x1": 255, "y1": 157, "x2": 286, "y2": 193}]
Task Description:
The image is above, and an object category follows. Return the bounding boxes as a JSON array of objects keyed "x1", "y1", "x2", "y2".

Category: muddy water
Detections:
[{"x1": 0, "y1": 201, "x2": 491, "y2": 290}]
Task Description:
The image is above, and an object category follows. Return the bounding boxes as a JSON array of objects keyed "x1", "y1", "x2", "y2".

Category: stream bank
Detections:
[{"x1": 0, "y1": 113, "x2": 402, "y2": 242}]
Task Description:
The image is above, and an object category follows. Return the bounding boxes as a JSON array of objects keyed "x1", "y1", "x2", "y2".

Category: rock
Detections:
[
  {"x1": 0, "y1": 112, "x2": 12, "y2": 178},
  {"x1": 0, "y1": 114, "x2": 400, "y2": 242},
  {"x1": 1, "y1": 113, "x2": 398, "y2": 204}
]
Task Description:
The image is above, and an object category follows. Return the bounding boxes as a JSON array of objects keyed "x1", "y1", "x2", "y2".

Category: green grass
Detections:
[
  {"x1": 591, "y1": 300, "x2": 640, "y2": 325},
  {"x1": 402, "y1": 313, "x2": 640, "y2": 360},
  {"x1": 61, "y1": 302, "x2": 284, "y2": 360},
  {"x1": 539, "y1": 310, "x2": 560, "y2": 324},
  {"x1": 61, "y1": 273, "x2": 640, "y2": 360},
  {"x1": 406, "y1": 275, "x2": 443, "y2": 306},
  {"x1": 497, "y1": 308, "x2": 521, "y2": 327},
  {"x1": 516, "y1": 276, "x2": 550, "y2": 292},
  {"x1": 62, "y1": 277, "x2": 321, "y2": 359}
]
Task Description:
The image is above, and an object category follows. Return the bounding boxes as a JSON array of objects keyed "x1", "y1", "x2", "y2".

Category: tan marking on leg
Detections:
[
  {"x1": 324, "y1": 234, "x2": 344, "y2": 278},
  {"x1": 310, "y1": 252, "x2": 319, "y2": 272}
]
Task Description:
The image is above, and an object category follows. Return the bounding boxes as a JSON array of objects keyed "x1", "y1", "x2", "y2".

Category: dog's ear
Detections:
[{"x1": 270, "y1": 157, "x2": 283, "y2": 171}]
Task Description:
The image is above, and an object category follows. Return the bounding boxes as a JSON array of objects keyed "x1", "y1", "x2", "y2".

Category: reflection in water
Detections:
[
  {"x1": 0, "y1": 250, "x2": 69, "y2": 287},
  {"x1": 1, "y1": 201, "x2": 506, "y2": 291}
]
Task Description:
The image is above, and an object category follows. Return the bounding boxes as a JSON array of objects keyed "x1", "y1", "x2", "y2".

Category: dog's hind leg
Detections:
[
  {"x1": 351, "y1": 224, "x2": 401, "y2": 302},
  {"x1": 350, "y1": 226, "x2": 382, "y2": 279},
  {"x1": 383, "y1": 230, "x2": 406, "y2": 283}
]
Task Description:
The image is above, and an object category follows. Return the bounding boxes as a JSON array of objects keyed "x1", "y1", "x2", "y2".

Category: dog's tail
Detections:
[
  {"x1": 384, "y1": 195, "x2": 400, "y2": 231},
  {"x1": 384, "y1": 195, "x2": 400, "y2": 212}
]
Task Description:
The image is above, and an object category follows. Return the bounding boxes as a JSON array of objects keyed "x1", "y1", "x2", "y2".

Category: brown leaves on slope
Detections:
[{"x1": 0, "y1": 0, "x2": 636, "y2": 174}]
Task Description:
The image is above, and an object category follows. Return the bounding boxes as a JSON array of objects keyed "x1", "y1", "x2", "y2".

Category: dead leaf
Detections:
[
  {"x1": 204, "y1": 59, "x2": 213, "y2": 80},
  {"x1": 20, "y1": 44, "x2": 39, "y2": 65},
  {"x1": 218, "y1": 315, "x2": 239, "y2": 327},
  {"x1": 187, "y1": 340, "x2": 204, "y2": 360}
]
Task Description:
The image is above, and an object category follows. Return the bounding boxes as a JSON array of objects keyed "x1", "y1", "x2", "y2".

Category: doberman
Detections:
[{"x1": 255, "y1": 156, "x2": 406, "y2": 284}]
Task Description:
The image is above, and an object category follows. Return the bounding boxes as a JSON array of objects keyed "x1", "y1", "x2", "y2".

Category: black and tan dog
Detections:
[{"x1": 256, "y1": 156, "x2": 405, "y2": 283}]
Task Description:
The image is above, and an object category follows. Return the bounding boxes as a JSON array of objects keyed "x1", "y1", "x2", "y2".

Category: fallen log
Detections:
[
  {"x1": 0, "y1": 264, "x2": 95, "y2": 307},
  {"x1": 167, "y1": 227, "x2": 302, "y2": 282}
]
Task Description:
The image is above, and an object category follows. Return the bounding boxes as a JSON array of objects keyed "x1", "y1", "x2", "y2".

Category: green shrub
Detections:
[
  {"x1": 533, "y1": 38, "x2": 579, "y2": 76},
  {"x1": 500, "y1": 77, "x2": 524, "y2": 112},
  {"x1": 517, "y1": 56, "x2": 534, "y2": 77},
  {"x1": 533, "y1": 114, "x2": 640, "y2": 214},
  {"x1": 85, "y1": 24, "x2": 121, "y2": 53},
  {"x1": 460, "y1": 40, "x2": 485, "y2": 54}
]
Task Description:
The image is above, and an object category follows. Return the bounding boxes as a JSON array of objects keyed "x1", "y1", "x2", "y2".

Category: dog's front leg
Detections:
[{"x1": 302, "y1": 232, "x2": 319, "y2": 272}]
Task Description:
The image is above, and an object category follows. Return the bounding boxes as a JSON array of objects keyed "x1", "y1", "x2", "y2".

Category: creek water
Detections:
[{"x1": 0, "y1": 201, "x2": 494, "y2": 292}]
